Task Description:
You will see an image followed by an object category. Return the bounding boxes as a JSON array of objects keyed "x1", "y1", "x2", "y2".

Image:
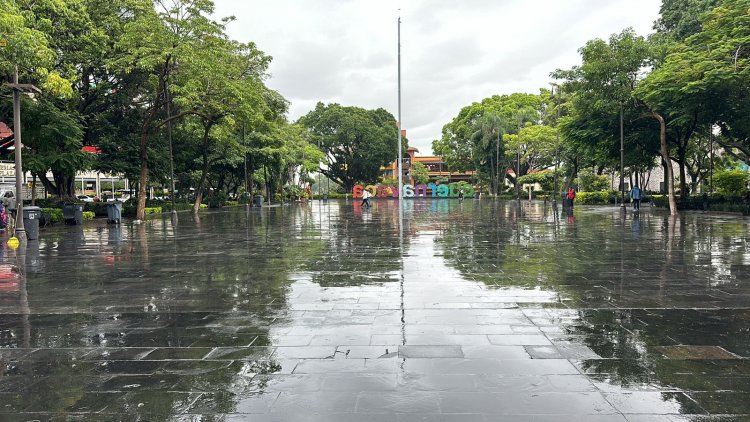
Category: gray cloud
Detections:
[{"x1": 214, "y1": 0, "x2": 661, "y2": 154}]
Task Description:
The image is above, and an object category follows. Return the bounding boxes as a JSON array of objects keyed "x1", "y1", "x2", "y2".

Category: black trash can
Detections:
[
  {"x1": 106, "y1": 201, "x2": 123, "y2": 224},
  {"x1": 23, "y1": 206, "x2": 42, "y2": 240},
  {"x1": 253, "y1": 195, "x2": 263, "y2": 207},
  {"x1": 63, "y1": 204, "x2": 84, "y2": 225}
]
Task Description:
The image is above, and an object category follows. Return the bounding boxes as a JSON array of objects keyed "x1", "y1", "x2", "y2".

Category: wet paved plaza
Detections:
[{"x1": 1, "y1": 199, "x2": 750, "y2": 421}]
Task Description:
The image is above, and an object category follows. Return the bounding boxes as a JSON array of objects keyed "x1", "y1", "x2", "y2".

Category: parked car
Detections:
[{"x1": 77, "y1": 195, "x2": 95, "y2": 203}]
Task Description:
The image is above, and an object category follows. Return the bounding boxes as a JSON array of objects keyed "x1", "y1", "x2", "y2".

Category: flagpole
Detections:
[{"x1": 397, "y1": 16, "x2": 403, "y2": 203}]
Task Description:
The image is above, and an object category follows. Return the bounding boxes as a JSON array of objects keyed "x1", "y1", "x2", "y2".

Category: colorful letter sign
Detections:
[{"x1": 352, "y1": 183, "x2": 474, "y2": 199}]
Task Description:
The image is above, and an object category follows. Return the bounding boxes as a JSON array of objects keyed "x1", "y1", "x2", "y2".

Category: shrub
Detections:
[
  {"x1": 208, "y1": 191, "x2": 228, "y2": 208},
  {"x1": 82, "y1": 211, "x2": 95, "y2": 221},
  {"x1": 713, "y1": 170, "x2": 749, "y2": 196},
  {"x1": 578, "y1": 169, "x2": 610, "y2": 192},
  {"x1": 283, "y1": 185, "x2": 303, "y2": 201},
  {"x1": 575, "y1": 191, "x2": 609, "y2": 205},
  {"x1": 41, "y1": 208, "x2": 64, "y2": 224}
]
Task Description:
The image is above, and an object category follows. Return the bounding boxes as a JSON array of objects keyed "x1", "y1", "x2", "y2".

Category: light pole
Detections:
[
  {"x1": 551, "y1": 84, "x2": 560, "y2": 206},
  {"x1": 619, "y1": 103, "x2": 626, "y2": 210},
  {"x1": 516, "y1": 113, "x2": 522, "y2": 202},
  {"x1": 7, "y1": 66, "x2": 40, "y2": 239},
  {"x1": 709, "y1": 127, "x2": 714, "y2": 195},
  {"x1": 317, "y1": 139, "x2": 322, "y2": 202},
  {"x1": 165, "y1": 81, "x2": 177, "y2": 222}
]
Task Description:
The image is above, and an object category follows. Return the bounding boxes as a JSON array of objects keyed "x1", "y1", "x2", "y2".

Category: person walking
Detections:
[
  {"x1": 630, "y1": 185, "x2": 642, "y2": 211},
  {"x1": 566, "y1": 187, "x2": 576, "y2": 208},
  {"x1": 361, "y1": 189, "x2": 372, "y2": 208}
]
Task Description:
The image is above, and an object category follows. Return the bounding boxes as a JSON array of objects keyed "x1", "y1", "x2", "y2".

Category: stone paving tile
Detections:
[{"x1": 2, "y1": 202, "x2": 750, "y2": 419}]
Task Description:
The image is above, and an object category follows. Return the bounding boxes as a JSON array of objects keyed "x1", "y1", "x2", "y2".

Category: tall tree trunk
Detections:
[{"x1": 654, "y1": 112, "x2": 677, "y2": 215}]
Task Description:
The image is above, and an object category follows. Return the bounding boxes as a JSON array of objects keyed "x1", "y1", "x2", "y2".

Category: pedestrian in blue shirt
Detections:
[{"x1": 630, "y1": 185, "x2": 642, "y2": 211}]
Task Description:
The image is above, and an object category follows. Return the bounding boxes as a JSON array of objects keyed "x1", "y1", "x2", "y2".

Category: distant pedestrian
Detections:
[
  {"x1": 0, "y1": 201, "x2": 5, "y2": 230},
  {"x1": 630, "y1": 185, "x2": 642, "y2": 211},
  {"x1": 566, "y1": 187, "x2": 576, "y2": 207},
  {"x1": 458, "y1": 189, "x2": 464, "y2": 202},
  {"x1": 361, "y1": 189, "x2": 372, "y2": 208}
]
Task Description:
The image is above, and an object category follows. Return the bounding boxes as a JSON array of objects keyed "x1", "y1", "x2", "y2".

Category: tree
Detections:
[
  {"x1": 470, "y1": 113, "x2": 505, "y2": 195},
  {"x1": 654, "y1": 0, "x2": 722, "y2": 41},
  {"x1": 413, "y1": 161, "x2": 429, "y2": 185},
  {"x1": 112, "y1": 0, "x2": 228, "y2": 220},
  {"x1": 505, "y1": 124, "x2": 557, "y2": 178},
  {"x1": 434, "y1": 93, "x2": 544, "y2": 190},
  {"x1": 298, "y1": 103, "x2": 399, "y2": 192},
  {"x1": 555, "y1": 29, "x2": 678, "y2": 214}
]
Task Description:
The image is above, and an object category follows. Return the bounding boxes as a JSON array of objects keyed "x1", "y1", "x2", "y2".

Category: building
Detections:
[{"x1": 382, "y1": 147, "x2": 475, "y2": 185}]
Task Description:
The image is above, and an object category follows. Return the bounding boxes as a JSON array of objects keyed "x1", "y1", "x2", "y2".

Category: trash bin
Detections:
[
  {"x1": 106, "y1": 201, "x2": 123, "y2": 224},
  {"x1": 63, "y1": 203, "x2": 84, "y2": 225},
  {"x1": 22, "y1": 206, "x2": 42, "y2": 240},
  {"x1": 253, "y1": 195, "x2": 263, "y2": 207}
]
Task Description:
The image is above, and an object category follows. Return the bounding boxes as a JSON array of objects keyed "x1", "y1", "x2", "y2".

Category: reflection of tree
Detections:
[
  {"x1": 437, "y1": 203, "x2": 750, "y2": 409},
  {"x1": 305, "y1": 201, "x2": 405, "y2": 287},
  {"x1": 0, "y1": 206, "x2": 333, "y2": 418}
]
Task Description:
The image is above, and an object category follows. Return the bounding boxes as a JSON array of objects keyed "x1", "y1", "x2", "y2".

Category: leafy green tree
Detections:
[
  {"x1": 22, "y1": 98, "x2": 90, "y2": 197},
  {"x1": 298, "y1": 102, "x2": 399, "y2": 192},
  {"x1": 505, "y1": 124, "x2": 557, "y2": 177},
  {"x1": 434, "y1": 93, "x2": 544, "y2": 190},
  {"x1": 0, "y1": 0, "x2": 68, "y2": 91},
  {"x1": 470, "y1": 113, "x2": 505, "y2": 195},
  {"x1": 112, "y1": 0, "x2": 228, "y2": 219},
  {"x1": 642, "y1": 0, "x2": 750, "y2": 167},
  {"x1": 413, "y1": 161, "x2": 429, "y2": 184},
  {"x1": 555, "y1": 29, "x2": 678, "y2": 214},
  {"x1": 654, "y1": 0, "x2": 722, "y2": 41}
]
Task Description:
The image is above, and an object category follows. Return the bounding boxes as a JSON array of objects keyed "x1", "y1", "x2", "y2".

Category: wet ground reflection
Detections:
[{"x1": 1, "y1": 199, "x2": 749, "y2": 420}]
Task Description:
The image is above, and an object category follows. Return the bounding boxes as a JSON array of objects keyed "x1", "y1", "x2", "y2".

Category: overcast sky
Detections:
[{"x1": 213, "y1": 0, "x2": 661, "y2": 155}]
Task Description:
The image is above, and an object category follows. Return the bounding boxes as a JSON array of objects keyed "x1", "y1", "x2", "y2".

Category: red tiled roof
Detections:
[{"x1": 0, "y1": 122, "x2": 13, "y2": 140}]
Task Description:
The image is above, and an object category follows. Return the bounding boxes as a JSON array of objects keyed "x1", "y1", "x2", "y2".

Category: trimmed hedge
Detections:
[
  {"x1": 40, "y1": 209, "x2": 94, "y2": 224},
  {"x1": 652, "y1": 193, "x2": 750, "y2": 215},
  {"x1": 574, "y1": 191, "x2": 613, "y2": 205}
]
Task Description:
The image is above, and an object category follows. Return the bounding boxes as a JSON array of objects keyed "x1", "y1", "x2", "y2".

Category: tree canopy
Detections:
[{"x1": 298, "y1": 102, "x2": 399, "y2": 191}]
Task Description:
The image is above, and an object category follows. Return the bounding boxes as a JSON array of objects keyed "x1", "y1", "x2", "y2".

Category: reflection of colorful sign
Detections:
[{"x1": 353, "y1": 183, "x2": 474, "y2": 198}]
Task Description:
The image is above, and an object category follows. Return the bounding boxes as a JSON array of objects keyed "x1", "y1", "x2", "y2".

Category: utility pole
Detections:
[
  {"x1": 709, "y1": 127, "x2": 714, "y2": 195},
  {"x1": 166, "y1": 81, "x2": 177, "y2": 222},
  {"x1": 551, "y1": 84, "x2": 560, "y2": 206},
  {"x1": 8, "y1": 66, "x2": 41, "y2": 239},
  {"x1": 495, "y1": 121, "x2": 500, "y2": 197},
  {"x1": 516, "y1": 113, "x2": 521, "y2": 202},
  {"x1": 318, "y1": 139, "x2": 322, "y2": 202},
  {"x1": 620, "y1": 103, "x2": 626, "y2": 210}
]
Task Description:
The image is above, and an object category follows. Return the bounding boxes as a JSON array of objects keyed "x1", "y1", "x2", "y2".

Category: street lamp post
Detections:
[
  {"x1": 516, "y1": 113, "x2": 522, "y2": 202},
  {"x1": 7, "y1": 66, "x2": 41, "y2": 239},
  {"x1": 318, "y1": 139, "x2": 322, "y2": 202},
  {"x1": 551, "y1": 84, "x2": 560, "y2": 206},
  {"x1": 165, "y1": 81, "x2": 177, "y2": 222},
  {"x1": 619, "y1": 103, "x2": 626, "y2": 210}
]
